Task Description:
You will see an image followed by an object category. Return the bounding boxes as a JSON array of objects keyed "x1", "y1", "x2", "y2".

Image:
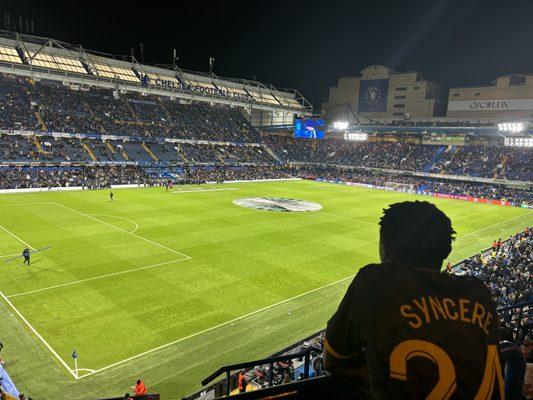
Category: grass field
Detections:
[{"x1": 0, "y1": 180, "x2": 531, "y2": 399}]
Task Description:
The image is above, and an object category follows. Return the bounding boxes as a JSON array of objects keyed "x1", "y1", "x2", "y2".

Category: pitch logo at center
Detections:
[{"x1": 233, "y1": 197, "x2": 323, "y2": 212}]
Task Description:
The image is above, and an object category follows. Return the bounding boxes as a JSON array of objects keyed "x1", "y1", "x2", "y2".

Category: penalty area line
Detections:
[
  {"x1": 0, "y1": 202, "x2": 56, "y2": 207},
  {"x1": 88, "y1": 213, "x2": 139, "y2": 234},
  {"x1": 76, "y1": 273, "x2": 356, "y2": 379},
  {"x1": 7, "y1": 258, "x2": 190, "y2": 298},
  {"x1": 51, "y1": 202, "x2": 191, "y2": 260},
  {"x1": 0, "y1": 224, "x2": 36, "y2": 251},
  {"x1": 0, "y1": 290, "x2": 78, "y2": 379}
]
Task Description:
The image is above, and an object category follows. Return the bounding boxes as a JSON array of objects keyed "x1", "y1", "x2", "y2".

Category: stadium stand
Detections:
[
  {"x1": 0, "y1": 165, "x2": 295, "y2": 189},
  {"x1": 296, "y1": 165, "x2": 533, "y2": 205},
  {"x1": 0, "y1": 73, "x2": 260, "y2": 142},
  {"x1": 0, "y1": 165, "x2": 149, "y2": 189},
  {"x1": 0, "y1": 135, "x2": 531, "y2": 207},
  {"x1": 263, "y1": 135, "x2": 532, "y2": 182},
  {"x1": 0, "y1": 70, "x2": 530, "y2": 188}
]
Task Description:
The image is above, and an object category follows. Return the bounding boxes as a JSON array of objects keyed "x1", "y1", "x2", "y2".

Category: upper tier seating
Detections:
[{"x1": 0, "y1": 73, "x2": 260, "y2": 143}]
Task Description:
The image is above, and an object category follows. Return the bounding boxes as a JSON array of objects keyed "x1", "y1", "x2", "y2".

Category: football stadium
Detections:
[{"x1": 0, "y1": 2, "x2": 532, "y2": 400}]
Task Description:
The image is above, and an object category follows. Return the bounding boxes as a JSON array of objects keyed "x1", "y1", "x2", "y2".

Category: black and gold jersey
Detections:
[{"x1": 325, "y1": 262, "x2": 504, "y2": 399}]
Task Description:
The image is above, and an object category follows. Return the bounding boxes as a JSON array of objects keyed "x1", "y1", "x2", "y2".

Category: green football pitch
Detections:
[{"x1": 0, "y1": 180, "x2": 531, "y2": 399}]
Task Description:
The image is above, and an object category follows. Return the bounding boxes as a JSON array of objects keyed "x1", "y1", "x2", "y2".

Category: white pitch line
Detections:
[
  {"x1": 7, "y1": 258, "x2": 189, "y2": 298},
  {"x1": 0, "y1": 202, "x2": 55, "y2": 207},
  {"x1": 73, "y1": 368, "x2": 96, "y2": 374},
  {"x1": 454, "y1": 212, "x2": 532, "y2": 241},
  {"x1": 0, "y1": 224, "x2": 36, "y2": 251},
  {"x1": 52, "y1": 202, "x2": 191, "y2": 260},
  {"x1": 88, "y1": 214, "x2": 139, "y2": 234},
  {"x1": 0, "y1": 289, "x2": 78, "y2": 379},
  {"x1": 77, "y1": 274, "x2": 356, "y2": 379},
  {"x1": 172, "y1": 188, "x2": 238, "y2": 194}
]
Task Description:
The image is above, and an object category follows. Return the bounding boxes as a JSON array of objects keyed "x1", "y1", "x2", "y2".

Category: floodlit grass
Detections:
[{"x1": 0, "y1": 180, "x2": 531, "y2": 399}]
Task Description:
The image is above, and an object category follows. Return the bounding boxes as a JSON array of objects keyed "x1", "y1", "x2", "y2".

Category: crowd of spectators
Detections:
[
  {"x1": 0, "y1": 166, "x2": 149, "y2": 189},
  {"x1": 174, "y1": 165, "x2": 291, "y2": 184},
  {"x1": 458, "y1": 228, "x2": 532, "y2": 310},
  {"x1": 264, "y1": 136, "x2": 445, "y2": 171},
  {"x1": 0, "y1": 134, "x2": 35, "y2": 161},
  {"x1": 0, "y1": 71, "x2": 530, "y2": 181},
  {"x1": 0, "y1": 73, "x2": 259, "y2": 143},
  {"x1": 294, "y1": 165, "x2": 532, "y2": 205},
  {"x1": 428, "y1": 145, "x2": 532, "y2": 181},
  {"x1": 1, "y1": 160, "x2": 530, "y2": 207},
  {"x1": 0, "y1": 134, "x2": 274, "y2": 164},
  {"x1": 32, "y1": 82, "x2": 100, "y2": 133},
  {"x1": 263, "y1": 135, "x2": 532, "y2": 181},
  {"x1": 177, "y1": 143, "x2": 272, "y2": 164},
  {"x1": 0, "y1": 134, "x2": 91, "y2": 162},
  {"x1": 0, "y1": 165, "x2": 292, "y2": 189},
  {"x1": 0, "y1": 88, "x2": 37, "y2": 131}
]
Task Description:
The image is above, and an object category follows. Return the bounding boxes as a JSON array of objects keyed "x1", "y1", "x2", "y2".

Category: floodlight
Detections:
[
  {"x1": 343, "y1": 132, "x2": 368, "y2": 141},
  {"x1": 333, "y1": 121, "x2": 349, "y2": 130},
  {"x1": 498, "y1": 122, "x2": 525, "y2": 132}
]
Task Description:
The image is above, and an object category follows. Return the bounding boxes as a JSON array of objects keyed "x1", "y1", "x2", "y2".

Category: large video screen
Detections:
[{"x1": 294, "y1": 118, "x2": 325, "y2": 139}]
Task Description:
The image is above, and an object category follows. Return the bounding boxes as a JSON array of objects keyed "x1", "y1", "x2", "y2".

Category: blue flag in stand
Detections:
[
  {"x1": 72, "y1": 351, "x2": 78, "y2": 359},
  {"x1": 0, "y1": 364, "x2": 20, "y2": 398}
]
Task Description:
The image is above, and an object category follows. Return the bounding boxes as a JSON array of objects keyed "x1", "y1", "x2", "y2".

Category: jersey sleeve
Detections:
[{"x1": 325, "y1": 266, "x2": 373, "y2": 360}]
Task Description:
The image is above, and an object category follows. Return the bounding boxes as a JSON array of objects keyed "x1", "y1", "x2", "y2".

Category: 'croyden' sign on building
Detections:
[{"x1": 448, "y1": 99, "x2": 533, "y2": 111}]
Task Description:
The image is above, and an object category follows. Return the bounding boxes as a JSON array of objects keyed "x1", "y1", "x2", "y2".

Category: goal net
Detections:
[{"x1": 385, "y1": 182, "x2": 415, "y2": 193}]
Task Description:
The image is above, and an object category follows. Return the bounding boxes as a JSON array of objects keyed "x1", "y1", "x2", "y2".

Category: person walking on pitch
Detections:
[
  {"x1": 3, "y1": 245, "x2": 51, "y2": 265},
  {"x1": 110, "y1": 191, "x2": 114, "y2": 201},
  {"x1": 22, "y1": 248, "x2": 30, "y2": 266}
]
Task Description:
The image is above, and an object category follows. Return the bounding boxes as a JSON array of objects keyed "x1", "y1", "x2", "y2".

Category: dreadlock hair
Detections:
[{"x1": 379, "y1": 201, "x2": 456, "y2": 268}]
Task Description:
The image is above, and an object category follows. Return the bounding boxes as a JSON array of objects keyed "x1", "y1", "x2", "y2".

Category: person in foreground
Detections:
[
  {"x1": 132, "y1": 379, "x2": 147, "y2": 396},
  {"x1": 324, "y1": 201, "x2": 505, "y2": 399}
]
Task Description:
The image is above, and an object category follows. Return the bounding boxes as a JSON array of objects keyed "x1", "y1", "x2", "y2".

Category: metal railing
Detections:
[{"x1": 196, "y1": 345, "x2": 321, "y2": 398}]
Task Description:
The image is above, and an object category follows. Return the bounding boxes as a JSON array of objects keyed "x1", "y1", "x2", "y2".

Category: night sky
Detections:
[{"x1": 1, "y1": 0, "x2": 533, "y2": 110}]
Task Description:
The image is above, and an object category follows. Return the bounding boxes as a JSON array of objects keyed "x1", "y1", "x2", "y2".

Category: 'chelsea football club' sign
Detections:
[
  {"x1": 140, "y1": 74, "x2": 252, "y2": 101},
  {"x1": 358, "y1": 79, "x2": 389, "y2": 112}
]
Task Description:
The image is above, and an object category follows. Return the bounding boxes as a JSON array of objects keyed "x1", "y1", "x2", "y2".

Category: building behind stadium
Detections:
[
  {"x1": 323, "y1": 65, "x2": 533, "y2": 123},
  {"x1": 322, "y1": 65, "x2": 446, "y2": 122},
  {"x1": 448, "y1": 74, "x2": 533, "y2": 120}
]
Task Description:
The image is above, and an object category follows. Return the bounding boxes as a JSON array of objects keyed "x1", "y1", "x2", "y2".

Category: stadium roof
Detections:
[{"x1": 0, "y1": 30, "x2": 312, "y2": 114}]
